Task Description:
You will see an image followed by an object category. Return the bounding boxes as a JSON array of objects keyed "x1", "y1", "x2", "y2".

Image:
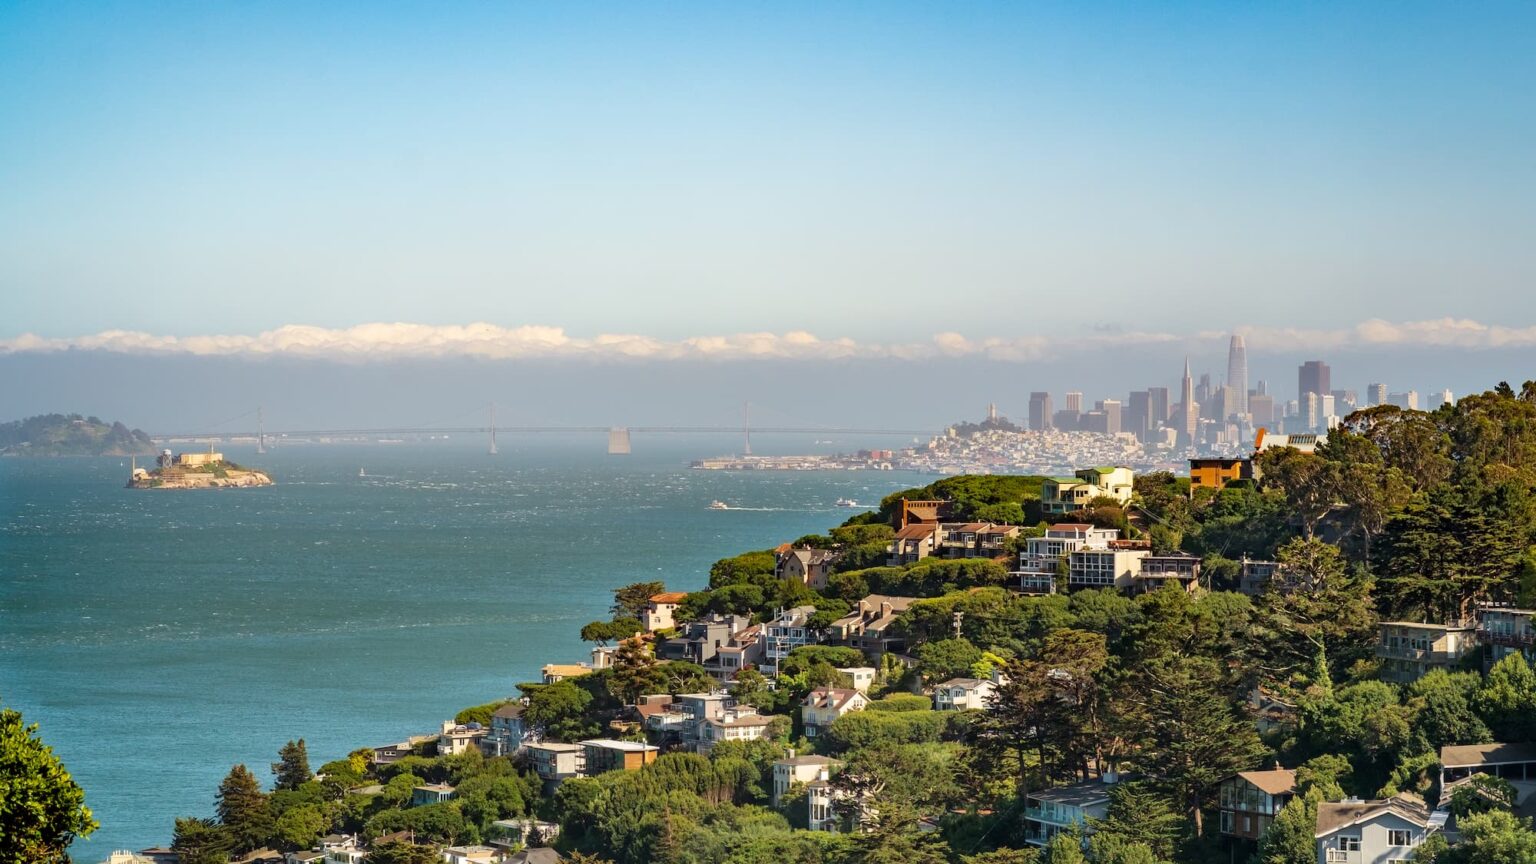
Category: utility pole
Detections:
[
  {"x1": 952, "y1": 611, "x2": 964, "y2": 640},
  {"x1": 488, "y1": 402, "x2": 499, "y2": 455}
]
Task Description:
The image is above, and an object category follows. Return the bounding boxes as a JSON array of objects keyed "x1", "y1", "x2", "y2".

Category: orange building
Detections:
[{"x1": 1189, "y1": 458, "x2": 1252, "y2": 492}]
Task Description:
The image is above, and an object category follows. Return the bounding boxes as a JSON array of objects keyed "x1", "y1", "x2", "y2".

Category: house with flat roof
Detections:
[
  {"x1": 1477, "y1": 606, "x2": 1536, "y2": 665},
  {"x1": 541, "y1": 663, "x2": 593, "y2": 684},
  {"x1": 410, "y1": 783, "x2": 456, "y2": 807},
  {"x1": 1189, "y1": 457, "x2": 1253, "y2": 491},
  {"x1": 1377, "y1": 622, "x2": 1477, "y2": 684},
  {"x1": 580, "y1": 739, "x2": 659, "y2": 774},
  {"x1": 1135, "y1": 553, "x2": 1202, "y2": 594},
  {"x1": 1238, "y1": 558, "x2": 1285, "y2": 596},
  {"x1": 437, "y1": 720, "x2": 488, "y2": 756},
  {"x1": 1024, "y1": 778, "x2": 1118, "y2": 846},
  {"x1": 1013, "y1": 524, "x2": 1120, "y2": 594},
  {"x1": 1068, "y1": 547, "x2": 1148, "y2": 592},
  {"x1": 1219, "y1": 769, "x2": 1296, "y2": 841},
  {"x1": 526, "y1": 742, "x2": 585, "y2": 788},
  {"x1": 486, "y1": 702, "x2": 535, "y2": 757},
  {"x1": 1313, "y1": 793, "x2": 1441, "y2": 864},
  {"x1": 1439, "y1": 742, "x2": 1536, "y2": 787}
]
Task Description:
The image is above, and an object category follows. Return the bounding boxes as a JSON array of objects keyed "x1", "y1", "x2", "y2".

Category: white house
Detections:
[
  {"x1": 933, "y1": 677, "x2": 996, "y2": 711},
  {"x1": 838, "y1": 666, "x2": 877, "y2": 693},
  {"x1": 437, "y1": 720, "x2": 488, "y2": 756},
  {"x1": 1040, "y1": 467, "x2": 1135, "y2": 516},
  {"x1": 440, "y1": 846, "x2": 499, "y2": 864},
  {"x1": 1014, "y1": 524, "x2": 1120, "y2": 594},
  {"x1": 1314, "y1": 794, "x2": 1441, "y2": 864},
  {"x1": 642, "y1": 592, "x2": 689, "y2": 631},
  {"x1": 1024, "y1": 778, "x2": 1117, "y2": 846}
]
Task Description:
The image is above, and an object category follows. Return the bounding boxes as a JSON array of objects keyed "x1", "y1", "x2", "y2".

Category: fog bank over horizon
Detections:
[{"x1": 3, "y1": 346, "x2": 1530, "y2": 434}]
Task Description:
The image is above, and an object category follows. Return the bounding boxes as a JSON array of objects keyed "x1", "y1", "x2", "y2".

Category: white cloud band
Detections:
[{"x1": 0, "y1": 318, "x2": 1528, "y2": 362}]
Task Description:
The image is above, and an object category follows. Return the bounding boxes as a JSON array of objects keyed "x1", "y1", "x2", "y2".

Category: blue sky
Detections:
[{"x1": 2, "y1": 2, "x2": 1535, "y2": 346}]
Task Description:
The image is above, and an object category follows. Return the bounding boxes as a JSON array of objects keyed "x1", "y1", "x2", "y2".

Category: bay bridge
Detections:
[{"x1": 148, "y1": 405, "x2": 939, "y2": 455}]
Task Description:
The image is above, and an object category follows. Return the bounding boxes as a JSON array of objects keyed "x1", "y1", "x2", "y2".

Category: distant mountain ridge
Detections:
[{"x1": 0, "y1": 413, "x2": 157, "y2": 456}]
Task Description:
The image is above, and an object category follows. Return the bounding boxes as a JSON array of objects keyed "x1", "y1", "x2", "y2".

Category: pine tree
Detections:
[
  {"x1": 171, "y1": 817, "x2": 235, "y2": 864},
  {"x1": 607, "y1": 637, "x2": 666, "y2": 704},
  {"x1": 216, "y1": 763, "x2": 273, "y2": 852},
  {"x1": 271, "y1": 738, "x2": 311, "y2": 791}
]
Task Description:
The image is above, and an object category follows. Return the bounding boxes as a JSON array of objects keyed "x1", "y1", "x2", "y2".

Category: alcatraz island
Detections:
[{"x1": 128, "y1": 445, "x2": 274, "y2": 489}]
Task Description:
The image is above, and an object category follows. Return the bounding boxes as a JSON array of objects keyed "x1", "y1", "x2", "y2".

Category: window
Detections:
[
  {"x1": 1338, "y1": 836, "x2": 1361, "y2": 852},
  {"x1": 1220, "y1": 811, "x2": 1233, "y2": 833},
  {"x1": 1388, "y1": 829, "x2": 1413, "y2": 846}
]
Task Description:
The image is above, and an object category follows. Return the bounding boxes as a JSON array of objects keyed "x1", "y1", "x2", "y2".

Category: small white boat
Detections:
[
  {"x1": 708, "y1": 500, "x2": 730, "y2": 510},
  {"x1": 836, "y1": 498, "x2": 860, "y2": 507},
  {"x1": 359, "y1": 468, "x2": 366, "y2": 477}
]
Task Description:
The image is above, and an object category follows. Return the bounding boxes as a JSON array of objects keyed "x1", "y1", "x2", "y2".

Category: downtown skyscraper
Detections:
[
  {"x1": 1180, "y1": 357, "x2": 1197, "y2": 445},
  {"x1": 1226, "y1": 334, "x2": 1249, "y2": 416}
]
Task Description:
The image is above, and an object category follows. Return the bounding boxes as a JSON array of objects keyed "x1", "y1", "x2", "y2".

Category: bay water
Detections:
[{"x1": 0, "y1": 435, "x2": 924, "y2": 858}]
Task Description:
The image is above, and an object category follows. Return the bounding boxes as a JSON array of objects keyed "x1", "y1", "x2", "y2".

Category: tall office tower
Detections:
[
  {"x1": 1249, "y1": 394, "x2": 1276, "y2": 428},
  {"x1": 1368, "y1": 383, "x2": 1388, "y2": 406},
  {"x1": 1064, "y1": 391, "x2": 1083, "y2": 413},
  {"x1": 1432, "y1": 389, "x2": 1454, "y2": 409},
  {"x1": 1256, "y1": 379, "x2": 1269, "y2": 395},
  {"x1": 1389, "y1": 391, "x2": 1420, "y2": 411},
  {"x1": 1180, "y1": 357, "x2": 1198, "y2": 445},
  {"x1": 1147, "y1": 387, "x2": 1170, "y2": 427},
  {"x1": 1226, "y1": 334, "x2": 1249, "y2": 416},
  {"x1": 1028, "y1": 392, "x2": 1054, "y2": 430},
  {"x1": 1126, "y1": 391, "x2": 1151, "y2": 440},
  {"x1": 1196, "y1": 373, "x2": 1213, "y2": 408},
  {"x1": 1220, "y1": 385, "x2": 1239, "y2": 420},
  {"x1": 1099, "y1": 399, "x2": 1122, "y2": 436},
  {"x1": 1303, "y1": 392, "x2": 1323, "y2": 430},
  {"x1": 1298, "y1": 361, "x2": 1331, "y2": 402}
]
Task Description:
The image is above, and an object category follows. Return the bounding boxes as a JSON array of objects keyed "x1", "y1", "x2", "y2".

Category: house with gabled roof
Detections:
[
  {"x1": 800, "y1": 687, "x2": 869, "y2": 738},
  {"x1": 887, "y1": 523, "x2": 940, "y2": 566},
  {"x1": 828, "y1": 594, "x2": 919, "y2": 657},
  {"x1": 1314, "y1": 793, "x2": 1442, "y2": 864},
  {"x1": 778, "y1": 547, "x2": 840, "y2": 590},
  {"x1": 1219, "y1": 768, "x2": 1296, "y2": 840}
]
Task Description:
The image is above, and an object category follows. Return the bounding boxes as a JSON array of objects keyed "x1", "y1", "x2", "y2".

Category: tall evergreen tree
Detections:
[
  {"x1": 171, "y1": 817, "x2": 235, "y2": 864},
  {"x1": 216, "y1": 763, "x2": 273, "y2": 852},
  {"x1": 271, "y1": 738, "x2": 311, "y2": 791}
]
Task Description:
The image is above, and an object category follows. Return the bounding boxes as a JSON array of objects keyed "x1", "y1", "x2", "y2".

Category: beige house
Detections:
[
  {"x1": 778, "y1": 547, "x2": 839, "y2": 590},
  {"x1": 772, "y1": 754, "x2": 842, "y2": 806},
  {"x1": 1377, "y1": 622, "x2": 1477, "y2": 684},
  {"x1": 1041, "y1": 467, "x2": 1135, "y2": 516},
  {"x1": 800, "y1": 687, "x2": 869, "y2": 738},
  {"x1": 829, "y1": 595, "x2": 919, "y2": 656},
  {"x1": 887, "y1": 523, "x2": 940, "y2": 565},
  {"x1": 642, "y1": 592, "x2": 689, "y2": 631}
]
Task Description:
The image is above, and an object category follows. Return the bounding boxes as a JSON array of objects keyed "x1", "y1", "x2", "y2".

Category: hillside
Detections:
[{"x1": 0, "y1": 413, "x2": 157, "y2": 457}]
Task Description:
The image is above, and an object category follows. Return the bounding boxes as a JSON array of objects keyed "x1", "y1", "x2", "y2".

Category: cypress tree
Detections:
[
  {"x1": 271, "y1": 738, "x2": 311, "y2": 790},
  {"x1": 216, "y1": 763, "x2": 273, "y2": 852}
]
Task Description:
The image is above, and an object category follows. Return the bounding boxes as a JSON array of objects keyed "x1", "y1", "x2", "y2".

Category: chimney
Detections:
[{"x1": 880, "y1": 601, "x2": 893, "y2": 618}]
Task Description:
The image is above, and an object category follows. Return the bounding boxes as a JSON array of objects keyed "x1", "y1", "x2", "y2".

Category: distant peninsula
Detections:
[
  {"x1": 128, "y1": 447, "x2": 274, "y2": 489},
  {"x1": 0, "y1": 413, "x2": 157, "y2": 457}
]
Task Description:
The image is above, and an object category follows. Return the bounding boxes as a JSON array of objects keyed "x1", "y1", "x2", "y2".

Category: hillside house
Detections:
[
  {"x1": 1041, "y1": 467, "x2": 1135, "y2": 516},
  {"x1": 778, "y1": 547, "x2": 840, "y2": 590},
  {"x1": 828, "y1": 595, "x2": 918, "y2": 657},
  {"x1": 1313, "y1": 794, "x2": 1441, "y2": 864},
  {"x1": 641, "y1": 592, "x2": 689, "y2": 631},
  {"x1": 801, "y1": 688, "x2": 869, "y2": 738},
  {"x1": 1219, "y1": 769, "x2": 1296, "y2": 840},
  {"x1": 887, "y1": 523, "x2": 940, "y2": 566},
  {"x1": 1377, "y1": 622, "x2": 1477, "y2": 684}
]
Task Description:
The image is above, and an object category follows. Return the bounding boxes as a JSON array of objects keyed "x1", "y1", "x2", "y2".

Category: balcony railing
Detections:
[
  {"x1": 1376, "y1": 646, "x2": 1462, "y2": 662},
  {"x1": 1478, "y1": 627, "x2": 1536, "y2": 648},
  {"x1": 1324, "y1": 850, "x2": 1359, "y2": 864}
]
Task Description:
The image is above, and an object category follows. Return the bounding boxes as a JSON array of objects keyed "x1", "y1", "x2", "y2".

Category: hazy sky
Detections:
[{"x1": 3, "y1": 1, "x2": 1535, "y2": 347}]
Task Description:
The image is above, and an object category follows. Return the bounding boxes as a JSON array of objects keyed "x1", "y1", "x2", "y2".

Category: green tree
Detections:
[
  {"x1": 1473, "y1": 653, "x2": 1536, "y2": 741},
  {"x1": 612, "y1": 581, "x2": 667, "y2": 619},
  {"x1": 1040, "y1": 832, "x2": 1087, "y2": 864},
  {"x1": 580, "y1": 618, "x2": 644, "y2": 644},
  {"x1": 607, "y1": 637, "x2": 666, "y2": 704},
  {"x1": 1088, "y1": 781, "x2": 1182, "y2": 861},
  {"x1": 272, "y1": 738, "x2": 312, "y2": 791},
  {"x1": 1448, "y1": 809, "x2": 1536, "y2": 863},
  {"x1": 521, "y1": 679, "x2": 598, "y2": 741},
  {"x1": 216, "y1": 763, "x2": 274, "y2": 851},
  {"x1": 1118, "y1": 654, "x2": 1266, "y2": 836},
  {"x1": 914, "y1": 638, "x2": 983, "y2": 685},
  {"x1": 1449, "y1": 775, "x2": 1518, "y2": 818},
  {"x1": 364, "y1": 840, "x2": 441, "y2": 864},
  {"x1": 1254, "y1": 790, "x2": 1322, "y2": 864},
  {"x1": 0, "y1": 705, "x2": 97, "y2": 864},
  {"x1": 273, "y1": 803, "x2": 327, "y2": 850},
  {"x1": 1252, "y1": 538, "x2": 1376, "y2": 690},
  {"x1": 170, "y1": 817, "x2": 235, "y2": 864}
]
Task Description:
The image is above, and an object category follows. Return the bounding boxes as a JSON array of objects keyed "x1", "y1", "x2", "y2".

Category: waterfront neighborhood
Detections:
[{"x1": 62, "y1": 382, "x2": 1536, "y2": 864}]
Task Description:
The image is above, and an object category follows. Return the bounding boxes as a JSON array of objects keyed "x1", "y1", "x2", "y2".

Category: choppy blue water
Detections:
[{"x1": 0, "y1": 435, "x2": 924, "y2": 858}]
